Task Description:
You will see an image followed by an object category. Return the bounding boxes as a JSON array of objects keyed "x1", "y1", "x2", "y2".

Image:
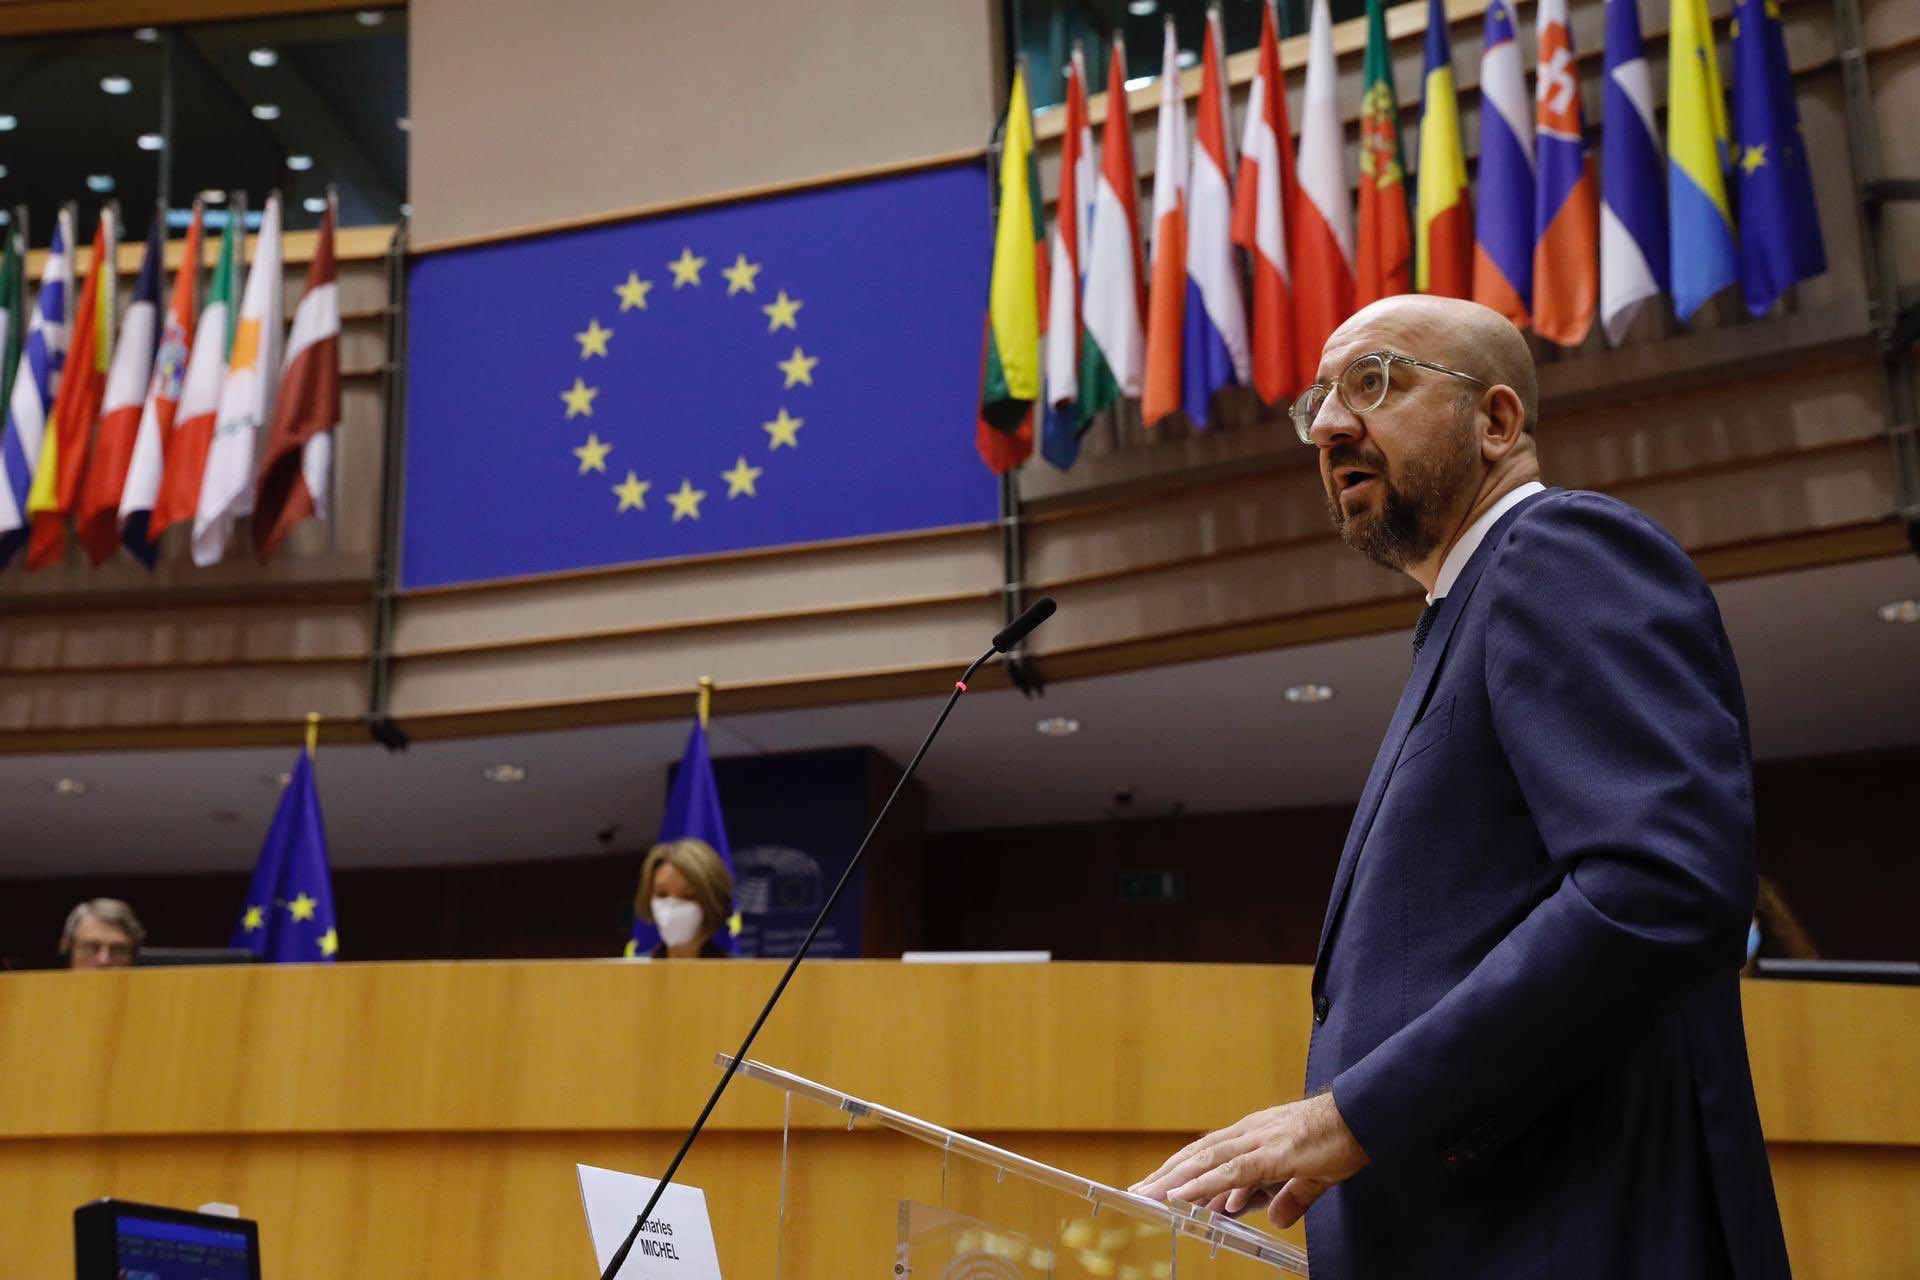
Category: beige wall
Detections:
[{"x1": 407, "y1": 0, "x2": 1006, "y2": 248}]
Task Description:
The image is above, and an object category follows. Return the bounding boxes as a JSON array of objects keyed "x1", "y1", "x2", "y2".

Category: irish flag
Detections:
[
  {"x1": 153, "y1": 204, "x2": 237, "y2": 540},
  {"x1": 1232, "y1": 0, "x2": 1296, "y2": 406},
  {"x1": 76, "y1": 215, "x2": 162, "y2": 565},
  {"x1": 1294, "y1": 0, "x2": 1356, "y2": 377},
  {"x1": 1140, "y1": 18, "x2": 1188, "y2": 430},
  {"x1": 254, "y1": 198, "x2": 342, "y2": 561},
  {"x1": 1079, "y1": 37, "x2": 1145, "y2": 432},
  {"x1": 119, "y1": 202, "x2": 203, "y2": 563},
  {"x1": 25, "y1": 207, "x2": 116, "y2": 571},
  {"x1": 1042, "y1": 45, "x2": 1094, "y2": 470}
]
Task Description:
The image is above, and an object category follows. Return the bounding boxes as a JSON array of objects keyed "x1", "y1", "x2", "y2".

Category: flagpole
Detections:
[
  {"x1": 696, "y1": 677, "x2": 712, "y2": 729},
  {"x1": 305, "y1": 711, "x2": 320, "y2": 758}
]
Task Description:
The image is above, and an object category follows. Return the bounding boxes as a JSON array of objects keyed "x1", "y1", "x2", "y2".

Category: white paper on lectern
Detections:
[{"x1": 576, "y1": 1164, "x2": 723, "y2": 1280}]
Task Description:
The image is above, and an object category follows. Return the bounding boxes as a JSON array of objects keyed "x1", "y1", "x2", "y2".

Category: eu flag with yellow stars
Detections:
[
  {"x1": 403, "y1": 161, "x2": 999, "y2": 588},
  {"x1": 1731, "y1": 0, "x2": 1825, "y2": 316},
  {"x1": 231, "y1": 750, "x2": 340, "y2": 964}
]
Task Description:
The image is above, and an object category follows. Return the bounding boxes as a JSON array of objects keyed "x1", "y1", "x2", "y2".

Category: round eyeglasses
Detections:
[{"x1": 1290, "y1": 351, "x2": 1489, "y2": 443}]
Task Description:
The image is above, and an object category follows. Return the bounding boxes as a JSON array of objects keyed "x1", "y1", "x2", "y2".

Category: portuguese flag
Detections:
[{"x1": 1355, "y1": 0, "x2": 1413, "y2": 307}]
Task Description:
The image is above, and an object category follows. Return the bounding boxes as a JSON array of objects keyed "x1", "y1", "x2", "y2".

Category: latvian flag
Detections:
[{"x1": 254, "y1": 197, "x2": 342, "y2": 561}]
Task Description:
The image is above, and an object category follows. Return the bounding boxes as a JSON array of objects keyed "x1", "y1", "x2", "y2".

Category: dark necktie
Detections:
[{"x1": 1412, "y1": 601, "x2": 1441, "y2": 653}]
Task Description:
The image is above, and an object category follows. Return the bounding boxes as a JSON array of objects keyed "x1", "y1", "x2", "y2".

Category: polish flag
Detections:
[
  {"x1": 254, "y1": 198, "x2": 341, "y2": 561},
  {"x1": 1141, "y1": 19, "x2": 1189, "y2": 429},
  {"x1": 1231, "y1": 0, "x2": 1296, "y2": 406},
  {"x1": 1293, "y1": 0, "x2": 1357, "y2": 379}
]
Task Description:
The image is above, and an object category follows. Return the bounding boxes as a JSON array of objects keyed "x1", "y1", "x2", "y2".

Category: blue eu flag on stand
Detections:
[
  {"x1": 630, "y1": 720, "x2": 739, "y2": 956},
  {"x1": 231, "y1": 749, "x2": 340, "y2": 963},
  {"x1": 1732, "y1": 0, "x2": 1825, "y2": 315}
]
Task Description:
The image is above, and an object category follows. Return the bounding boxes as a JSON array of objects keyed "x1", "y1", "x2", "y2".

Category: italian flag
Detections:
[{"x1": 1078, "y1": 38, "x2": 1145, "y2": 433}]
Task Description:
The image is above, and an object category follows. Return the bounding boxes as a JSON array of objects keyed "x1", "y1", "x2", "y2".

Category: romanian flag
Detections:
[
  {"x1": 1294, "y1": 0, "x2": 1356, "y2": 374},
  {"x1": 119, "y1": 202, "x2": 203, "y2": 564},
  {"x1": 979, "y1": 65, "x2": 1044, "y2": 435},
  {"x1": 1232, "y1": 0, "x2": 1292, "y2": 407},
  {"x1": 1043, "y1": 47, "x2": 1094, "y2": 470},
  {"x1": 1182, "y1": 8, "x2": 1248, "y2": 428},
  {"x1": 232, "y1": 741, "x2": 340, "y2": 963},
  {"x1": 1473, "y1": 0, "x2": 1535, "y2": 326},
  {"x1": 1141, "y1": 18, "x2": 1189, "y2": 430},
  {"x1": 255, "y1": 197, "x2": 343, "y2": 561},
  {"x1": 1355, "y1": 0, "x2": 1412, "y2": 308},
  {"x1": 1668, "y1": 0, "x2": 1738, "y2": 322},
  {"x1": 1079, "y1": 38, "x2": 1146, "y2": 431},
  {"x1": 1531, "y1": 0, "x2": 1599, "y2": 346},
  {"x1": 1732, "y1": 0, "x2": 1825, "y2": 315},
  {"x1": 1599, "y1": 0, "x2": 1669, "y2": 344},
  {"x1": 0, "y1": 208, "x2": 71, "y2": 569},
  {"x1": 76, "y1": 215, "x2": 162, "y2": 565},
  {"x1": 152, "y1": 205, "x2": 238, "y2": 539},
  {"x1": 1416, "y1": 0, "x2": 1472, "y2": 297},
  {"x1": 25, "y1": 206, "x2": 117, "y2": 571}
]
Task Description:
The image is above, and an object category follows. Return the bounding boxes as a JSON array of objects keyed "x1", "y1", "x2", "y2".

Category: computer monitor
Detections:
[{"x1": 73, "y1": 1199, "x2": 261, "y2": 1280}]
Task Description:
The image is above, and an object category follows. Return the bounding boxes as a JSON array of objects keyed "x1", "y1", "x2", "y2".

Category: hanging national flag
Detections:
[
  {"x1": 1182, "y1": 4, "x2": 1250, "y2": 428},
  {"x1": 119, "y1": 202, "x2": 203, "y2": 564},
  {"x1": 1668, "y1": 0, "x2": 1738, "y2": 322},
  {"x1": 1079, "y1": 38, "x2": 1146, "y2": 432},
  {"x1": 1142, "y1": 19, "x2": 1190, "y2": 430},
  {"x1": 1355, "y1": 0, "x2": 1413, "y2": 308},
  {"x1": 1472, "y1": 0, "x2": 1535, "y2": 326},
  {"x1": 0, "y1": 208, "x2": 73, "y2": 569},
  {"x1": 255, "y1": 199, "x2": 342, "y2": 561},
  {"x1": 1233, "y1": 0, "x2": 1299, "y2": 406},
  {"x1": 1733, "y1": 0, "x2": 1825, "y2": 315},
  {"x1": 980, "y1": 66, "x2": 1044, "y2": 435},
  {"x1": 26, "y1": 206, "x2": 117, "y2": 571},
  {"x1": 231, "y1": 743, "x2": 340, "y2": 963},
  {"x1": 1416, "y1": 0, "x2": 1473, "y2": 297},
  {"x1": 1600, "y1": 0, "x2": 1670, "y2": 344},
  {"x1": 0, "y1": 227, "x2": 22, "y2": 443},
  {"x1": 1531, "y1": 0, "x2": 1599, "y2": 345},
  {"x1": 629, "y1": 718, "x2": 740, "y2": 958},
  {"x1": 1295, "y1": 0, "x2": 1357, "y2": 380},
  {"x1": 152, "y1": 206, "x2": 237, "y2": 540},
  {"x1": 76, "y1": 215, "x2": 162, "y2": 565},
  {"x1": 1044, "y1": 46, "x2": 1095, "y2": 470},
  {"x1": 194, "y1": 193, "x2": 284, "y2": 566}
]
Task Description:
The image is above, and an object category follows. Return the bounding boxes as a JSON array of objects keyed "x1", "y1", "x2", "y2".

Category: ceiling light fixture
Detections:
[
  {"x1": 0, "y1": 168, "x2": 9, "y2": 182},
  {"x1": 1177, "y1": 49, "x2": 1200, "y2": 69},
  {"x1": 133, "y1": 27, "x2": 160, "y2": 42},
  {"x1": 395, "y1": 115, "x2": 411, "y2": 131},
  {"x1": 249, "y1": 47, "x2": 278, "y2": 67},
  {"x1": 86, "y1": 174, "x2": 115, "y2": 193},
  {"x1": 482, "y1": 764, "x2": 527, "y2": 783},
  {"x1": 101, "y1": 76, "x2": 133, "y2": 95},
  {"x1": 303, "y1": 196, "x2": 327, "y2": 213},
  {"x1": 1877, "y1": 598, "x2": 1920, "y2": 624},
  {"x1": 1036, "y1": 716, "x2": 1081, "y2": 737},
  {"x1": 286, "y1": 153, "x2": 313, "y2": 171},
  {"x1": 1284, "y1": 683, "x2": 1336, "y2": 704},
  {"x1": 356, "y1": 9, "x2": 386, "y2": 25},
  {"x1": 251, "y1": 103, "x2": 281, "y2": 121},
  {"x1": 1128, "y1": 0, "x2": 1159, "y2": 13},
  {"x1": 199, "y1": 188, "x2": 227, "y2": 204},
  {"x1": 0, "y1": 115, "x2": 17, "y2": 132},
  {"x1": 47, "y1": 778, "x2": 88, "y2": 796},
  {"x1": 137, "y1": 132, "x2": 163, "y2": 151}
]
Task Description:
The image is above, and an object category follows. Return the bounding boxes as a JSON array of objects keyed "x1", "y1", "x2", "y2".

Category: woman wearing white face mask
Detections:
[{"x1": 635, "y1": 838, "x2": 736, "y2": 959}]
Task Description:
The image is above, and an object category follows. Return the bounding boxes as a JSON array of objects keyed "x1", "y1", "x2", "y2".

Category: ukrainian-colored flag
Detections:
[
  {"x1": 1732, "y1": 0, "x2": 1825, "y2": 315},
  {"x1": 1668, "y1": 0, "x2": 1738, "y2": 321},
  {"x1": 1416, "y1": 0, "x2": 1472, "y2": 297}
]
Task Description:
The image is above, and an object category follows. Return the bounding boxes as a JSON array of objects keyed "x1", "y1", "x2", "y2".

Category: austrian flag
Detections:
[{"x1": 254, "y1": 199, "x2": 341, "y2": 561}]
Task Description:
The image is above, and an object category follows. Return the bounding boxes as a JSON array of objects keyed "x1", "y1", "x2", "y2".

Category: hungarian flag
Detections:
[
  {"x1": 152, "y1": 205, "x2": 237, "y2": 540},
  {"x1": 119, "y1": 202, "x2": 203, "y2": 564},
  {"x1": 25, "y1": 206, "x2": 117, "y2": 571},
  {"x1": 255, "y1": 199, "x2": 342, "y2": 561},
  {"x1": 1415, "y1": 0, "x2": 1473, "y2": 297},
  {"x1": 1294, "y1": 0, "x2": 1357, "y2": 377},
  {"x1": 979, "y1": 66, "x2": 1043, "y2": 436},
  {"x1": 1355, "y1": 0, "x2": 1412, "y2": 307},
  {"x1": 1182, "y1": 7, "x2": 1248, "y2": 428},
  {"x1": 193, "y1": 192, "x2": 284, "y2": 566},
  {"x1": 76, "y1": 215, "x2": 163, "y2": 565},
  {"x1": 1042, "y1": 45, "x2": 1094, "y2": 470},
  {"x1": 1140, "y1": 18, "x2": 1188, "y2": 430},
  {"x1": 1233, "y1": 0, "x2": 1298, "y2": 406},
  {"x1": 1531, "y1": 0, "x2": 1599, "y2": 345},
  {"x1": 1079, "y1": 37, "x2": 1145, "y2": 432}
]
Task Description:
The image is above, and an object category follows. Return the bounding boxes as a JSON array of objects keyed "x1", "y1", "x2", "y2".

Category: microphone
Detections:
[{"x1": 599, "y1": 599, "x2": 1059, "y2": 1279}]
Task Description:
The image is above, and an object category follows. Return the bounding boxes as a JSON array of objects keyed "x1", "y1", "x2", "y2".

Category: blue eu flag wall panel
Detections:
[{"x1": 403, "y1": 161, "x2": 1000, "y2": 589}]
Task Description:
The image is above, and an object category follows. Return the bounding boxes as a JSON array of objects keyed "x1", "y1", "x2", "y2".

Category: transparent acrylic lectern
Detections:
[{"x1": 722, "y1": 1055, "x2": 1309, "y2": 1279}]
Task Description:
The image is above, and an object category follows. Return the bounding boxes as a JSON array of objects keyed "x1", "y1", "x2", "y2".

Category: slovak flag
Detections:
[
  {"x1": 1531, "y1": 0, "x2": 1599, "y2": 346},
  {"x1": 1141, "y1": 18, "x2": 1189, "y2": 430},
  {"x1": 1182, "y1": 13, "x2": 1249, "y2": 427},
  {"x1": 1231, "y1": 0, "x2": 1292, "y2": 407}
]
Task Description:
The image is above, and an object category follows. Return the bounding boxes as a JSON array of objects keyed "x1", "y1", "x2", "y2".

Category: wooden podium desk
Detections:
[{"x1": 0, "y1": 961, "x2": 1912, "y2": 1278}]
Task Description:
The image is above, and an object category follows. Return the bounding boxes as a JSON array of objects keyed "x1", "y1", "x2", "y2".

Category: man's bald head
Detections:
[{"x1": 1325, "y1": 295, "x2": 1538, "y2": 432}]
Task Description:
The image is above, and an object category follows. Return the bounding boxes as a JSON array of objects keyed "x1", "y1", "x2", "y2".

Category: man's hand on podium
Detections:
[{"x1": 1128, "y1": 1090, "x2": 1370, "y2": 1229}]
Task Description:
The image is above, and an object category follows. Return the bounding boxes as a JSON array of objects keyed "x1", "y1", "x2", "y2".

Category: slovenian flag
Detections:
[
  {"x1": 1667, "y1": 0, "x2": 1738, "y2": 322},
  {"x1": 0, "y1": 207, "x2": 70, "y2": 569},
  {"x1": 1732, "y1": 0, "x2": 1826, "y2": 315},
  {"x1": 1472, "y1": 1, "x2": 1535, "y2": 326},
  {"x1": 1599, "y1": 0, "x2": 1669, "y2": 345},
  {"x1": 1294, "y1": 0, "x2": 1356, "y2": 375},
  {"x1": 119, "y1": 202, "x2": 203, "y2": 564},
  {"x1": 1531, "y1": 0, "x2": 1599, "y2": 346},
  {"x1": 25, "y1": 206, "x2": 117, "y2": 571},
  {"x1": 255, "y1": 197, "x2": 343, "y2": 561},
  {"x1": 1182, "y1": 6, "x2": 1248, "y2": 428},
  {"x1": 1079, "y1": 37, "x2": 1146, "y2": 431},
  {"x1": 1416, "y1": 0, "x2": 1473, "y2": 297},
  {"x1": 1043, "y1": 46, "x2": 1094, "y2": 470},
  {"x1": 1142, "y1": 19, "x2": 1189, "y2": 430},
  {"x1": 153, "y1": 203, "x2": 238, "y2": 540},
  {"x1": 76, "y1": 215, "x2": 163, "y2": 565}
]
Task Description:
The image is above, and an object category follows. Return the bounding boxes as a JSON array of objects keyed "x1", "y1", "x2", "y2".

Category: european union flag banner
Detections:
[
  {"x1": 403, "y1": 162, "x2": 998, "y2": 588},
  {"x1": 231, "y1": 750, "x2": 340, "y2": 963},
  {"x1": 630, "y1": 720, "x2": 740, "y2": 956},
  {"x1": 1732, "y1": 0, "x2": 1825, "y2": 315}
]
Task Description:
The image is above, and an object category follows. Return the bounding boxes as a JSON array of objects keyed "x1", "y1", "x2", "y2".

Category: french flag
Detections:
[
  {"x1": 1183, "y1": 4, "x2": 1249, "y2": 427},
  {"x1": 1293, "y1": 0, "x2": 1357, "y2": 380},
  {"x1": 1231, "y1": 0, "x2": 1292, "y2": 407},
  {"x1": 1141, "y1": 18, "x2": 1189, "y2": 430},
  {"x1": 1531, "y1": 0, "x2": 1599, "y2": 346},
  {"x1": 1473, "y1": 0, "x2": 1534, "y2": 326}
]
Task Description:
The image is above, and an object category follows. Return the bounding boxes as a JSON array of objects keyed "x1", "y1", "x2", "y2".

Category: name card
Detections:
[{"x1": 576, "y1": 1164, "x2": 723, "y2": 1280}]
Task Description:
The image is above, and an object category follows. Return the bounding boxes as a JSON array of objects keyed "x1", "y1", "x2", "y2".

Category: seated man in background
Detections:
[{"x1": 61, "y1": 898, "x2": 145, "y2": 969}]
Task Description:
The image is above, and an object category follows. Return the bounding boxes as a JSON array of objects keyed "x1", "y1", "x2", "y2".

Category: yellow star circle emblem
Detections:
[
  {"x1": 573, "y1": 433, "x2": 612, "y2": 474},
  {"x1": 561, "y1": 378, "x2": 599, "y2": 418},
  {"x1": 721, "y1": 456, "x2": 763, "y2": 497},
  {"x1": 615, "y1": 272, "x2": 653, "y2": 311},
  {"x1": 722, "y1": 254, "x2": 762, "y2": 295},
  {"x1": 763, "y1": 407, "x2": 803, "y2": 449},
  {"x1": 287, "y1": 893, "x2": 318, "y2": 922},
  {"x1": 761, "y1": 290, "x2": 802, "y2": 332},
  {"x1": 777, "y1": 346, "x2": 818, "y2": 388},
  {"x1": 612, "y1": 471, "x2": 651, "y2": 511},
  {"x1": 667, "y1": 479, "x2": 707, "y2": 521},
  {"x1": 318, "y1": 928, "x2": 339, "y2": 958},
  {"x1": 574, "y1": 318, "x2": 613, "y2": 359},
  {"x1": 668, "y1": 247, "x2": 707, "y2": 288},
  {"x1": 242, "y1": 905, "x2": 265, "y2": 932}
]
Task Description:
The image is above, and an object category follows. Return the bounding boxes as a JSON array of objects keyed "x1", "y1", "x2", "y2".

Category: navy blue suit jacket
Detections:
[{"x1": 1303, "y1": 489, "x2": 1791, "y2": 1279}]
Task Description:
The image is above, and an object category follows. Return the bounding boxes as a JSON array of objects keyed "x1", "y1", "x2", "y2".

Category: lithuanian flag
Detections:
[{"x1": 979, "y1": 66, "x2": 1044, "y2": 434}]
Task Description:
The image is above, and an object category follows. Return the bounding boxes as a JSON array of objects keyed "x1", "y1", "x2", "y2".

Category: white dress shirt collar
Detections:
[{"x1": 1427, "y1": 481, "x2": 1546, "y2": 603}]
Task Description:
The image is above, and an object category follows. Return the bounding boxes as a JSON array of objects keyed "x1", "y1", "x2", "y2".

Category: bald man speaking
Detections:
[{"x1": 1134, "y1": 298, "x2": 1790, "y2": 1279}]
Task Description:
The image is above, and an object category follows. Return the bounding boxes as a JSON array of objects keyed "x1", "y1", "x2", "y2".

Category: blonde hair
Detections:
[
  {"x1": 61, "y1": 898, "x2": 146, "y2": 952},
  {"x1": 636, "y1": 838, "x2": 734, "y2": 938}
]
